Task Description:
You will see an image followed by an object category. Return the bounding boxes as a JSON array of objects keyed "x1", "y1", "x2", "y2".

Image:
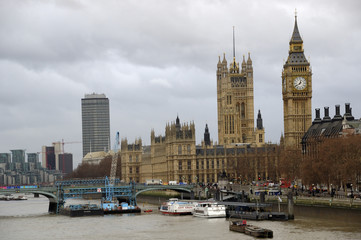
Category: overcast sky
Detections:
[{"x1": 1, "y1": 0, "x2": 360, "y2": 168}]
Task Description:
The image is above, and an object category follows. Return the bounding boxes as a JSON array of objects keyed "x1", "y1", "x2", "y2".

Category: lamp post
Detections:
[
  {"x1": 194, "y1": 176, "x2": 198, "y2": 185},
  {"x1": 182, "y1": 176, "x2": 186, "y2": 184}
]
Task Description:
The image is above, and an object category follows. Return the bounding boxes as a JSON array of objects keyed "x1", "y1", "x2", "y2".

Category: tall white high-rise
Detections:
[{"x1": 81, "y1": 93, "x2": 110, "y2": 157}]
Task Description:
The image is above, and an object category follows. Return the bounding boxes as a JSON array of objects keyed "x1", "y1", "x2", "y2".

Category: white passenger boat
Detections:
[
  {"x1": 159, "y1": 198, "x2": 194, "y2": 215},
  {"x1": 193, "y1": 201, "x2": 226, "y2": 218}
]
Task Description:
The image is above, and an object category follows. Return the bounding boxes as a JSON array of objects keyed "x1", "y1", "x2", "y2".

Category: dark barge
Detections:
[
  {"x1": 103, "y1": 208, "x2": 141, "y2": 215},
  {"x1": 59, "y1": 204, "x2": 104, "y2": 217},
  {"x1": 230, "y1": 220, "x2": 273, "y2": 238},
  {"x1": 222, "y1": 202, "x2": 288, "y2": 221}
]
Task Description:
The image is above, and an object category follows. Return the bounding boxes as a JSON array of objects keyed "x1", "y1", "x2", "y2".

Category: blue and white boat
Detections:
[{"x1": 160, "y1": 198, "x2": 194, "y2": 215}]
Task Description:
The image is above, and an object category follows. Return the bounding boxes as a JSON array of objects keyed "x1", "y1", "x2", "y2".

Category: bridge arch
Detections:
[
  {"x1": 0, "y1": 190, "x2": 58, "y2": 213},
  {"x1": 134, "y1": 186, "x2": 194, "y2": 205}
]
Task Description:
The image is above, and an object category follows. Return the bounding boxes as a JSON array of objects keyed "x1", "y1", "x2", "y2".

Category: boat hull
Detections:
[
  {"x1": 59, "y1": 208, "x2": 104, "y2": 217},
  {"x1": 160, "y1": 210, "x2": 193, "y2": 215},
  {"x1": 229, "y1": 224, "x2": 246, "y2": 233},
  {"x1": 245, "y1": 226, "x2": 273, "y2": 238},
  {"x1": 103, "y1": 208, "x2": 141, "y2": 215},
  {"x1": 226, "y1": 210, "x2": 288, "y2": 221}
]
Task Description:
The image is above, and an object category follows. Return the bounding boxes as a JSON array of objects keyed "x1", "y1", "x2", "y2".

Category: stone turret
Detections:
[
  {"x1": 204, "y1": 124, "x2": 211, "y2": 146},
  {"x1": 247, "y1": 52, "x2": 253, "y2": 66},
  {"x1": 241, "y1": 55, "x2": 246, "y2": 73},
  {"x1": 257, "y1": 110, "x2": 263, "y2": 130}
]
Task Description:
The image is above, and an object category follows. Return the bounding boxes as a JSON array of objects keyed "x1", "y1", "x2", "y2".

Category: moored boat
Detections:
[
  {"x1": 224, "y1": 202, "x2": 288, "y2": 221},
  {"x1": 229, "y1": 220, "x2": 248, "y2": 233},
  {"x1": 245, "y1": 225, "x2": 273, "y2": 238},
  {"x1": 14, "y1": 195, "x2": 27, "y2": 200},
  {"x1": 160, "y1": 198, "x2": 194, "y2": 215},
  {"x1": 59, "y1": 204, "x2": 104, "y2": 217},
  {"x1": 193, "y1": 201, "x2": 226, "y2": 218},
  {"x1": 0, "y1": 194, "x2": 27, "y2": 201},
  {"x1": 0, "y1": 194, "x2": 14, "y2": 201},
  {"x1": 102, "y1": 201, "x2": 141, "y2": 215}
]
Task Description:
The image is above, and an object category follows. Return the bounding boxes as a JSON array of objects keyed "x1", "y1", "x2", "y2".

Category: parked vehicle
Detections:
[{"x1": 145, "y1": 179, "x2": 163, "y2": 185}]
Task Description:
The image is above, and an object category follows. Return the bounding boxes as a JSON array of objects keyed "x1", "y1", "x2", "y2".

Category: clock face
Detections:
[{"x1": 293, "y1": 77, "x2": 307, "y2": 90}]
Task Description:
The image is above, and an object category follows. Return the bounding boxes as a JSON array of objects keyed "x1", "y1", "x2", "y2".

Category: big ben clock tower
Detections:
[{"x1": 282, "y1": 14, "x2": 312, "y2": 148}]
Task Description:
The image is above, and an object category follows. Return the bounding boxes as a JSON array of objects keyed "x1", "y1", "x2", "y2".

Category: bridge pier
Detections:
[
  {"x1": 48, "y1": 197, "x2": 62, "y2": 214},
  {"x1": 48, "y1": 201, "x2": 57, "y2": 213}
]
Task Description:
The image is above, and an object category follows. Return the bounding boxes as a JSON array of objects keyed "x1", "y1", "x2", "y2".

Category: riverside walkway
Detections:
[{"x1": 223, "y1": 183, "x2": 361, "y2": 210}]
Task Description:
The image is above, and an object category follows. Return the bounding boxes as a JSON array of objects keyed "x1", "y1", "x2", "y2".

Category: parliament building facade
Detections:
[{"x1": 114, "y1": 16, "x2": 311, "y2": 184}]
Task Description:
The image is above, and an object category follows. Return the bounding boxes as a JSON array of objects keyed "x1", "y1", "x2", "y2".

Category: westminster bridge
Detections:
[{"x1": 0, "y1": 178, "x2": 195, "y2": 213}]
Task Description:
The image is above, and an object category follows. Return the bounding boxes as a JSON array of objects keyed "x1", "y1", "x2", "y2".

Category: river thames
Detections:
[{"x1": 1, "y1": 195, "x2": 361, "y2": 240}]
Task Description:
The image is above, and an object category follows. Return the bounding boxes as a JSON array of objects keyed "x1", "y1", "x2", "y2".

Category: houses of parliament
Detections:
[{"x1": 84, "y1": 15, "x2": 313, "y2": 184}]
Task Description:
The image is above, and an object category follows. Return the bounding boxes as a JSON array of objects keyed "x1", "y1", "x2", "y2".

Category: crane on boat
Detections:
[
  {"x1": 109, "y1": 131, "x2": 120, "y2": 185},
  {"x1": 104, "y1": 132, "x2": 120, "y2": 204}
]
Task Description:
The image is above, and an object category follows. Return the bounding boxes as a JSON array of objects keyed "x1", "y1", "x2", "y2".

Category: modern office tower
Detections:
[
  {"x1": 0, "y1": 153, "x2": 11, "y2": 164},
  {"x1": 0, "y1": 153, "x2": 11, "y2": 175},
  {"x1": 10, "y1": 149, "x2": 25, "y2": 163},
  {"x1": 52, "y1": 141, "x2": 62, "y2": 171},
  {"x1": 81, "y1": 93, "x2": 111, "y2": 157},
  {"x1": 58, "y1": 153, "x2": 73, "y2": 174},
  {"x1": 27, "y1": 153, "x2": 38, "y2": 163},
  {"x1": 42, "y1": 146, "x2": 56, "y2": 170},
  {"x1": 10, "y1": 149, "x2": 26, "y2": 171},
  {"x1": 41, "y1": 142, "x2": 62, "y2": 171},
  {"x1": 27, "y1": 153, "x2": 40, "y2": 171}
]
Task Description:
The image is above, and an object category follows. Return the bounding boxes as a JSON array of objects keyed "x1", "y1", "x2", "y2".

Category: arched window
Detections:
[{"x1": 241, "y1": 103, "x2": 245, "y2": 119}]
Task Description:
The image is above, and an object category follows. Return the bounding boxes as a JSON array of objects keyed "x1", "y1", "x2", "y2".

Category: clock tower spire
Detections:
[{"x1": 282, "y1": 14, "x2": 312, "y2": 148}]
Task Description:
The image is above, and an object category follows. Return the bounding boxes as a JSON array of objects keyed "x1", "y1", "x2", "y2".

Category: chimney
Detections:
[
  {"x1": 345, "y1": 103, "x2": 351, "y2": 114},
  {"x1": 344, "y1": 103, "x2": 355, "y2": 121},
  {"x1": 333, "y1": 105, "x2": 342, "y2": 120},
  {"x1": 313, "y1": 108, "x2": 322, "y2": 123},
  {"x1": 323, "y1": 107, "x2": 331, "y2": 121}
]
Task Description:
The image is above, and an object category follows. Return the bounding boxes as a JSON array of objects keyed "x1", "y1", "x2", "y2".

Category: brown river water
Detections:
[{"x1": 0, "y1": 194, "x2": 360, "y2": 240}]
